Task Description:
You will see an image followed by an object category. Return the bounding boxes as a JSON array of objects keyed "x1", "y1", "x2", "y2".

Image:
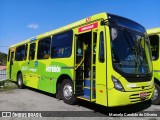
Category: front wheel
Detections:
[
  {"x1": 151, "y1": 83, "x2": 160, "y2": 105},
  {"x1": 17, "y1": 73, "x2": 25, "y2": 89},
  {"x1": 61, "y1": 79, "x2": 77, "y2": 105}
]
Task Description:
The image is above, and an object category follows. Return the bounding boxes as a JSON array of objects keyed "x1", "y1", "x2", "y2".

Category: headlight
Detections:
[{"x1": 112, "y1": 76, "x2": 125, "y2": 92}]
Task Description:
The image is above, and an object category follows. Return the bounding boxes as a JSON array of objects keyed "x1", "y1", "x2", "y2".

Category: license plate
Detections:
[{"x1": 140, "y1": 92, "x2": 147, "y2": 99}]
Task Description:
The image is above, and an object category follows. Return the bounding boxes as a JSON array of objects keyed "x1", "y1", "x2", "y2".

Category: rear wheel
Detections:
[
  {"x1": 151, "y1": 83, "x2": 160, "y2": 105},
  {"x1": 61, "y1": 79, "x2": 77, "y2": 105},
  {"x1": 17, "y1": 73, "x2": 24, "y2": 89}
]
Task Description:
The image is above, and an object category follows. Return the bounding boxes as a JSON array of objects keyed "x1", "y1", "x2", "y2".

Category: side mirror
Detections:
[{"x1": 111, "y1": 28, "x2": 118, "y2": 41}]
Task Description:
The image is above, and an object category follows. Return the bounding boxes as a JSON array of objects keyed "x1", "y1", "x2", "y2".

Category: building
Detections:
[
  {"x1": 0, "y1": 66, "x2": 6, "y2": 71},
  {"x1": 0, "y1": 66, "x2": 6, "y2": 81}
]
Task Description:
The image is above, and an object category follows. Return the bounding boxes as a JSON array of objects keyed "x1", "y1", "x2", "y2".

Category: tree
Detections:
[{"x1": 0, "y1": 52, "x2": 7, "y2": 65}]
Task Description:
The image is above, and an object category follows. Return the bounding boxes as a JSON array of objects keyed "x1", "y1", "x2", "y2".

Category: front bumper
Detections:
[{"x1": 108, "y1": 87, "x2": 154, "y2": 107}]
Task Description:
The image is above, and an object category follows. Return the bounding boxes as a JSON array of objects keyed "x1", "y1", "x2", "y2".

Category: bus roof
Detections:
[
  {"x1": 10, "y1": 12, "x2": 107, "y2": 48},
  {"x1": 147, "y1": 27, "x2": 160, "y2": 35}
]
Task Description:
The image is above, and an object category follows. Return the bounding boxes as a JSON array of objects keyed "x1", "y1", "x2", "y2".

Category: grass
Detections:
[{"x1": 0, "y1": 80, "x2": 18, "y2": 92}]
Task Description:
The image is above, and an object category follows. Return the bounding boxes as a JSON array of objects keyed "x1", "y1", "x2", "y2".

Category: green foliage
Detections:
[{"x1": 0, "y1": 52, "x2": 7, "y2": 65}]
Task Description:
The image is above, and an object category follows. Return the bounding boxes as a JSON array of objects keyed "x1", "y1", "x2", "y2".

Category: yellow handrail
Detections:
[{"x1": 75, "y1": 57, "x2": 84, "y2": 70}]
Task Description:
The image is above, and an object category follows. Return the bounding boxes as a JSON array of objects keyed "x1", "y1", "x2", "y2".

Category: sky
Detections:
[{"x1": 0, "y1": 0, "x2": 160, "y2": 54}]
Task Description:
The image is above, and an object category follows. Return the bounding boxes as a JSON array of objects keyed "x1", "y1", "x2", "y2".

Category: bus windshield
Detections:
[
  {"x1": 110, "y1": 27, "x2": 152, "y2": 75},
  {"x1": 107, "y1": 14, "x2": 152, "y2": 76}
]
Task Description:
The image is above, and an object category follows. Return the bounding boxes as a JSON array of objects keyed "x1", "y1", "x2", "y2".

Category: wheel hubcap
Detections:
[
  {"x1": 18, "y1": 77, "x2": 22, "y2": 86},
  {"x1": 151, "y1": 87, "x2": 158, "y2": 100},
  {"x1": 63, "y1": 83, "x2": 72, "y2": 100}
]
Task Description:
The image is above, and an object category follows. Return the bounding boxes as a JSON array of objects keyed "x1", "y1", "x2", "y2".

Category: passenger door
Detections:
[
  {"x1": 9, "y1": 51, "x2": 14, "y2": 79},
  {"x1": 26, "y1": 42, "x2": 39, "y2": 89}
]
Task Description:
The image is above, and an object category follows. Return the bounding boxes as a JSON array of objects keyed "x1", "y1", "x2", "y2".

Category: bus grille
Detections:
[{"x1": 129, "y1": 91, "x2": 152, "y2": 103}]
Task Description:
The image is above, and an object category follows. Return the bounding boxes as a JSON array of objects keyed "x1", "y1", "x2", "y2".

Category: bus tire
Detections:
[
  {"x1": 17, "y1": 73, "x2": 24, "y2": 89},
  {"x1": 151, "y1": 83, "x2": 160, "y2": 105},
  {"x1": 61, "y1": 79, "x2": 77, "y2": 105}
]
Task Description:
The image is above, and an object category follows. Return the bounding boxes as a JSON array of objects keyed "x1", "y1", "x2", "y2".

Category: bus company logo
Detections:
[
  {"x1": 21, "y1": 66, "x2": 28, "y2": 71},
  {"x1": 86, "y1": 17, "x2": 91, "y2": 22},
  {"x1": 78, "y1": 22, "x2": 98, "y2": 33},
  {"x1": 46, "y1": 65, "x2": 61, "y2": 73}
]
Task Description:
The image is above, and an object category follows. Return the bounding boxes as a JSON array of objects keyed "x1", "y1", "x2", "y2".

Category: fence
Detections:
[{"x1": 0, "y1": 69, "x2": 7, "y2": 81}]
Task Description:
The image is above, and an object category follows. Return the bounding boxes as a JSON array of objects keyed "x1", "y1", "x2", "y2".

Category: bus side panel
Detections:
[
  {"x1": 11, "y1": 61, "x2": 21, "y2": 81},
  {"x1": 37, "y1": 59, "x2": 74, "y2": 94},
  {"x1": 153, "y1": 60, "x2": 160, "y2": 81}
]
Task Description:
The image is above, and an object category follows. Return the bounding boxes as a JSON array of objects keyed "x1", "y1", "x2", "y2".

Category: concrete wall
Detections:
[{"x1": 0, "y1": 69, "x2": 6, "y2": 81}]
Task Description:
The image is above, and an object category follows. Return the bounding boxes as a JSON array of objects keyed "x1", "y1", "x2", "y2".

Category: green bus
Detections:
[
  {"x1": 147, "y1": 27, "x2": 160, "y2": 104},
  {"x1": 7, "y1": 12, "x2": 154, "y2": 107}
]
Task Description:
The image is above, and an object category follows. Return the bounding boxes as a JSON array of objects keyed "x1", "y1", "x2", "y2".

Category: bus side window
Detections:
[
  {"x1": 37, "y1": 37, "x2": 51, "y2": 59},
  {"x1": 99, "y1": 31, "x2": 105, "y2": 62},
  {"x1": 8, "y1": 49, "x2": 10, "y2": 62},
  {"x1": 51, "y1": 30, "x2": 73, "y2": 58},
  {"x1": 24, "y1": 44, "x2": 28, "y2": 60},
  {"x1": 29, "y1": 43, "x2": 36, "y2": 60},
  {"x1": 149, "y1": 35, "x2": 159, "y2": 61},
  {"x1": 15, "y1": 45, "x2": 26, "y2": 61}
]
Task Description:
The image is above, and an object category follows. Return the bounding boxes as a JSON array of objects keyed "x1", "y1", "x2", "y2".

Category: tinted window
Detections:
[
  {"x1": 37, "y1": 37, "x2": 51, "y2": 59},
  {"x1": 25, "y1": 44, "x2": 28, "y2": 60},
  {"x1": 149, "y1": 35, "x2": 159, "y2": 61},
  {"x1": 108, "y1": 14, "x2": 146, "y2": 33},
  {"x1": 8, "y1": 49, "x2": 10, "y2": 62},
  {"x1": 29, "y1": 43, "x2": 36, "y2": 60},
  {"x1": 51, "y1": 30, "x2": 73, "y2": 58},
  {"x1": 15, "y1": 44, "x2": 27, "y2": 61},
  {"x1": 10, "y1": 52, "x2": 14, "y2": 64},
  {"x1": 99, "y1": 31, "x2": 104, "y2": 62},
  {"x1": 110, "y1": 28, "x2": 152, "y2": 75}
]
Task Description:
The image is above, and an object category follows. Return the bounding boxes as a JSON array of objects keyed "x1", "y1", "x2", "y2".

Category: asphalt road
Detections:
[{"x1": 0, "y1": 81, "x2": 159, "y2": 120}]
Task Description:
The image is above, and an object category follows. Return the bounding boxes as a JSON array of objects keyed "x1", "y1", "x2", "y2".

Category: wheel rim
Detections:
[
  {"x1": 63, "y1": 83, "x2": 73, "y2": 100},
  {"x1": 18, "y1": 77, "x2": 22, "y2": 86},
  {"x1": 151, "y1": 87, "x2": 158, "y2": 101}
]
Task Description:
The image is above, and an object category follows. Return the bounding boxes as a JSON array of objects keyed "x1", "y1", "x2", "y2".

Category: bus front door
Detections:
[{"x1": 75, "y1": 30, "x2": 97, "y2": 102}]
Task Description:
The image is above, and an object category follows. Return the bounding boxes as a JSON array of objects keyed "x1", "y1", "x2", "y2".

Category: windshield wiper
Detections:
[{"x1": 124, "y1": 30, "x2": 145, "y2": 73}]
